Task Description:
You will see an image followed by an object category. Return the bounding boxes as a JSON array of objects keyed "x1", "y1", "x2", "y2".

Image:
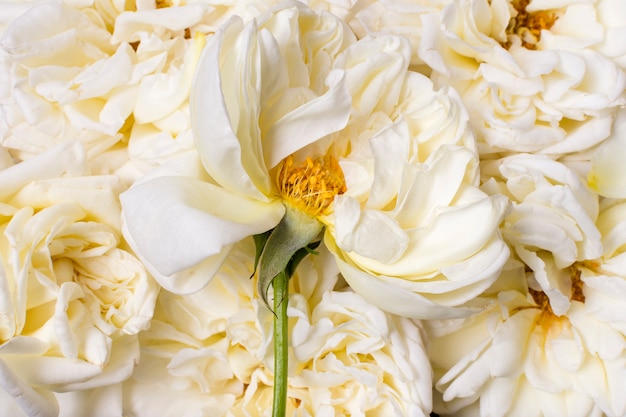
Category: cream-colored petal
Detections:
[
  {"x1": 0, "y1": 360, "x2": 59, "y2": 417},
  {"x1": 588, "y1": 108, "x2": 626, "y2": 198},
  {"x1": 329, "y1": 241, "x2": 480, "y2": 320},
  {"x1": 263, "y1": 69, "x2": 351, "y2": 168},
  {"x1": 190, "y1": 16, "x2": 269, "y2": 201},
  {"x1": 120, "y1": 175, "x2": 284, "y2": 292}
]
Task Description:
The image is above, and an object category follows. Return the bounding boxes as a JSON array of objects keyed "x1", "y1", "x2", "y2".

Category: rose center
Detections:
[
  {"x1": 503, "y1": 0, "x2": 559, "y2": 50},
  {"x1": 277, "y1": 155, "x2": 346, "y2": 217},
  {"x1": 527, "y1": 264, "x2": 586, "y2": 327}
]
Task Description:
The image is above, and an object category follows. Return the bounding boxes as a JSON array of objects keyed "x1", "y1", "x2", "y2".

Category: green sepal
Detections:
[
  {"x1": 257, "y1": 204, "x2": 323, "y2": 310},
  {"x1": 285, "y1": 240, "x2": 321, "y2": 278},
  {"x1": 251, "y1": 230, "x2": 272, "y2": 279}
]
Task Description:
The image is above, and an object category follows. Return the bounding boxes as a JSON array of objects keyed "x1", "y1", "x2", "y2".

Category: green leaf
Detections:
[{"x1": 258, "y1": 204, "x2": 323, "y2": 310}]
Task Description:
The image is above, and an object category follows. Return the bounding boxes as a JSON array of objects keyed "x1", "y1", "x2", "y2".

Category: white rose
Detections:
[
  {"x1": 122, "y1": 2, "x2": 509, "y2": 319},
  {"x1": 418, "y1": 0, "x2": 626, "y2": 155},
  {"x1": 123, "y1": 239, "x2": 261, "y2": 417},
  {"x1": 124, "y1": 234, "x2": 432, "y2": 416},
  {"x1": 428, "y1": 290, "x2": 619, "y2": 416},
  {"x1": 0, "y1": 142, "x2": 159, "y2": 416},
  {"x1": 482, "y1": 154, "x2": 602, "y2": 315},
  {"x1": 0, "y1": 3, "x2": 140, "y2": 162},
  {"x1": 227, "y1": 245, "x2": 432, "y2": 417},
  {"x1": 428, "y1": 196, "x2": 626, "y2": 417},
  {"x1": 528, "y1": 0, "x2": 626, "y2": 69}
]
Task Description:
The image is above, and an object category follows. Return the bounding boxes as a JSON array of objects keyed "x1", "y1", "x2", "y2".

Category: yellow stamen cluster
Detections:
[
  {"x1": 277, "y1": 155, "x2": 347, "y2": 217},
  {"x1": 503, "y1": 0, "x2": 559, "y2": 50}
]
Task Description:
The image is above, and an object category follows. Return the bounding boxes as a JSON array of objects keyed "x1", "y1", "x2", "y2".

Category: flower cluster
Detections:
[{"x1": 1, "y1": 0, "x2": 625, "y2": 416}]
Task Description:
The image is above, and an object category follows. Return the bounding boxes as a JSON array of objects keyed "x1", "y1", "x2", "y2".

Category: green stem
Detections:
[{"x1": 272, "y1": 270, "x2": 288, "y2": 417}]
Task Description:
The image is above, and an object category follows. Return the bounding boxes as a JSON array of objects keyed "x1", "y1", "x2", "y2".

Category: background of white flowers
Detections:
[{"x1": 1, "y1": 0, "x2": 625, "y2": 416}]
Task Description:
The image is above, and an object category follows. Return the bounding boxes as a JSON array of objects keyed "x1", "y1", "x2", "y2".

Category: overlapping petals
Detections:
[
  {"x1": 428, "y1": 203, "x2": 626, "y2": 417},
  {"x1": 418, "y1": 0, "x2": 626, "y2": 155},
  {"x1": 0, "y1": 142, "x2": 158, "y2": 417},
  {"x1": 123, "y1": 240, "x2": 432, "y2": 416},
  {"x1": 122, "y1": 2, "x2": 510, "y2": 319},
  {"x1": 0, "y1": 3, "x2": 134, "y2": 162},
  {"x1": 482, "y1": 154, "x2": 602, "y2": 315}
]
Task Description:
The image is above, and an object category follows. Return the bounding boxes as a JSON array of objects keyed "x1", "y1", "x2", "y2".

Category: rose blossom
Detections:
[
  {"x1": 0, "y1": 0, "x2": 234, "y2": 175},
  {"x1": 0, "y1": 141, "x2": 159, "y2": 417},
  {"x1": 234, "y1": 246, "x2": 432, "y2": 417},
  {"x1": 121, "y1": 1, "x2": 509, "y2": 319},
  {"x1": 0, "y1": 3, "x2": 141, "y2": 162},
  {"x1": 123, "y1": 237, "x2": 432, "y2": 416},
  {"x1": 418, "y1": 0, "x2": 626, "y2": 156},
  {"x1": 481, "y1": 153, "x2": 603, "y2": 315},
  {"x1": 427, "y1": 196, "x2": 626, "y2": 417},
  {"x1": 122, "y1": 239, "x2": 261, "y2": 417},
  {"x1": 108, "y1": 3, "x2": 210, "y2": 184},
  {"x1": 104, "y1": 1, "x2": 292, "y2": 183}
]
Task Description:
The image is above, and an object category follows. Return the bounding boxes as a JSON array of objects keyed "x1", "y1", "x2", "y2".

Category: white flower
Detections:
[
  {"x1": 123, "y1": 235, "x2": 432, "y2": 417},
  {"x1": 428, "y1": 167, "x2": 626, "y2": 417},
  {"x1": 427, "y1": 288, "x2": 623, "y2": 417},
  {"x1": 110, "y1": 7, "x2": 209, "y2": 184},
  {"x1": 121, "y1": 2, "x2": 509, "y2": 318},
  {"x1": 122, "y1": 239, "x2": 260, "y2": 417},
  {"x1": 0, "y1": 142, "x2": 159, "y2": 416},
  {"x1": 0, "y1": 3, "x2": 138, "y2": 162},
  {"x1": 265, "y1": 0, "x2": 443, "y2": 67},
  {"x1": 0, "y1": 0, "x2": 215, "y2": 176},
  {"x1": 286, "y1": 291, "x2": 432, "y2": 416},
  {"x1": 482, "y1": 153, "x2": 602, "y2": 315},
  {"x1": 428, "y1": 194, "x2": 626, "y2": 417},
  {"x1": 242, "y1": 245, "x2": 433, "y2": 417},
  {"x1": 528, "y1": 0, "x2": 626, "y2": 70},
  {"x1": 418, "y1": 0, "x2": 626, "y2": 155},
  {"x1": 588, "y1": 107, "x2": 626, "y2": 199}
]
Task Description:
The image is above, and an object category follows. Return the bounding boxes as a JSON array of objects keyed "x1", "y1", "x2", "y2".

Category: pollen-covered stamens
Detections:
[
  {"x1": 569, "y1": 264, "x2": 586, "y2": 304},
  {"x1": 503, "y1": 0, "x2": 559, "y2": 50},
  {"x1": 277, "y1": 155, "x2": 347, "y2": 217},
  {"x1": 526, "y1": 263, "x2": 587, "y2": 327}
]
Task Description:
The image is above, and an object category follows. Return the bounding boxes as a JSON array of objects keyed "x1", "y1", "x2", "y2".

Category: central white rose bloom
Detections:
[
  {"x1": 121, "y1": 1, "x2": 510, "y2": 319},
  {"x1": 0, "y1": 142, "x2": 159, "y2": 417},
  {"x1": 418, "y1": 0, "x2": 626, "y2": 155},
  {"x1": 123, "y1": 239, "x2": 432, "y2": 416}
]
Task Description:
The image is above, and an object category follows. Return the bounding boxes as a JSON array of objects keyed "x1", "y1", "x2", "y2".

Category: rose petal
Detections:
[
  {"x1": 120, "y1": 175, "x2": 284, "y2": 292},
  {"x1": 0, "y1": 360, "x2": 59, "y2": 417}
]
